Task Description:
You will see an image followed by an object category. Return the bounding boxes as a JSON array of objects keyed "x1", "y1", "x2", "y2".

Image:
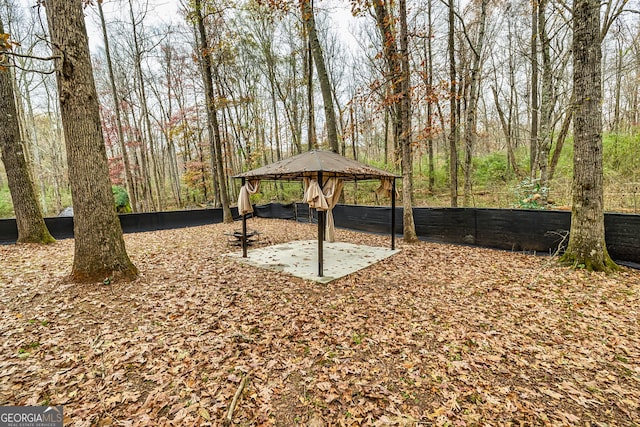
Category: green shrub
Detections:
[
  {"x1": 112, "y1": 185, "x2": 132, "y2": 213},
  {"x1": 473, "y1": 152, "x2": 509, "y2": 186}
]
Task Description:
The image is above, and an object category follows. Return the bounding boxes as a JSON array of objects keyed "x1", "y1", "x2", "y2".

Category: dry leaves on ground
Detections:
[{"x1": 1, "y1": 218, "x2": 639, "y2": 426}]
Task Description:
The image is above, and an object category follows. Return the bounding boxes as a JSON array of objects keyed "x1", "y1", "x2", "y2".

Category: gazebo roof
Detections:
[{"x1": 233, "y1": 150, "x2": 399, "y2": 181}]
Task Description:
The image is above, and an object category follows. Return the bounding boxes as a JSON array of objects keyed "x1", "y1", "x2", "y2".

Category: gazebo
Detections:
[{"x1": 233, "y1": 150, "x2": 399, "y2": 277}]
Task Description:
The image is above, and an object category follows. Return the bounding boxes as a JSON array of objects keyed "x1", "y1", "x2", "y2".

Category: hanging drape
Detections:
[
  {"x1": 304, "y1": 177, "x2": 344, "y2": 242},
  {"x1": 376, "y1": 177, "x2": 397, "y2": 198},
  {"x1": 237, "y1": 180, "x2": 260, "y2": 215}
]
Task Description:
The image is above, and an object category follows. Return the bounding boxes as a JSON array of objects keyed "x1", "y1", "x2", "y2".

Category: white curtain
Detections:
[
  {"x1": 237, "y1": 180, "x2": 260, "y2": 215},
  {"x1": 304, "y1": 177, "x2": 344, "y2": 242}
]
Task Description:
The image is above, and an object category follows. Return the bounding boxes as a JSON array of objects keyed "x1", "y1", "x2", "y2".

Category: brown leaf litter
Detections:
[{"x1": 0, "y1": 218, "x2": 638, "y2": 426}]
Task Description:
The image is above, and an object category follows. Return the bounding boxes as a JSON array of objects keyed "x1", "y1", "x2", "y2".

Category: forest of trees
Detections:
[
  {"x1": 1, "y1": 0, "x2": 638, "y2": 216},
  {"x1": 1, "y1": 0, "x2": 638, "y2": 273}
]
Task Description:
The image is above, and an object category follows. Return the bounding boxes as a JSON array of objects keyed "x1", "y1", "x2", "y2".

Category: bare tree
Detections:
[
  {"x1": 462, "y1": 0, "x2": 488, "y2": 207},
  {"x1": 301, "y1": 0, "x2": 339, "y2": 153},
  {"x1": 97, "y1": 0, "x2": 137, "y2": 211},
  {"x1": 372, "y1": 0, "x2": 417, "y2": 242},
  {"x1": 192, "y1": 0, "x2": 232, "y2": 222}
]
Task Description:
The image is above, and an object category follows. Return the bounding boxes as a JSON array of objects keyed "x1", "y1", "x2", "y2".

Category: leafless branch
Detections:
[{"x1": 3, "y1": 50, "x2": 60, "y2": 62}]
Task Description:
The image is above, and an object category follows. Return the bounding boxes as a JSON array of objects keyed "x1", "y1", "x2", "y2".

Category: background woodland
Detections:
[{"x1": 1, "y1": 0, "x2": 639, "y2": 217}]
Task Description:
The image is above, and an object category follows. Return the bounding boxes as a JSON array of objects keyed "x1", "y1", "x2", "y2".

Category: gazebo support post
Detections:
[
  {"x1": 391, "y1": 178, "x2": 396, "y2": 250},
  {"x1": 241, "y1": 178, "x2": 248, "y2": 258},
  {"x1": 317, "y1": 171, "x2": 324, "y2": 277}
]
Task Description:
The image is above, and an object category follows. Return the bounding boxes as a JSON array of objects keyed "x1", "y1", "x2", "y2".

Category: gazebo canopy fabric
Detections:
[{"x1": 233, "y1": 150, "x2": 398, "y2": 181}]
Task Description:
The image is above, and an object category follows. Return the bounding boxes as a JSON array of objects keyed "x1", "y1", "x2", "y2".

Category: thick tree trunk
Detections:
[
  {"x1": 302, "y1": 0, "x2": 339, "y2": 153},
  {"x1": 46, "y1": 0, "x2": 137, "y2": 281},
  {"x1": 560, "y1": 0, "x2": 617, "y2": 272},
  {"x1": 0, "y1": 19, "x2": 54, "y2": 244}
]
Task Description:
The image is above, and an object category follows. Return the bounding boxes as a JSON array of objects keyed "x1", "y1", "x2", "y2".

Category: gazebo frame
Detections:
[{"x1": 233, "y1": 150, "x2": 399, "y2": 277}]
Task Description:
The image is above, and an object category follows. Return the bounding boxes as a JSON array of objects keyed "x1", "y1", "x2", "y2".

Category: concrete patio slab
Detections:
[{"x1": 227, "y1": 240, "x2": 399, "y2": 283}]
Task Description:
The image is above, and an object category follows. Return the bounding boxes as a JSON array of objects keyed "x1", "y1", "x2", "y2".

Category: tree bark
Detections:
[
  {"x1": 463, "y1": 0, "x2": 488, "y2": 207},
  {"x1": 0, "y1": 18, "x2": 54, "y2": 244},
  {"x1": 301, "y1": 0, "x2": 339, "y2": 153},
  {"x1": 537, "y1": 0, "x2": 553, "y2": 197},
  {"x1": 448, "y1": 0, "x2": 458, "y2": 207},
  {"x1": 304, "y1": 23, "x2": 318, "y2": 151},
  {"x1": 46, "y1": 0, "x2": 137, "y2": 281},
  {"x1": 530, "y1": 0, "x2": 539, "y2": 176},
  {"x1": 560, "y1": 0, "x2": 617, "y2": 272},
  {"x1": 426, "y1": 0, "x2": 435, "y2": 193},
  {"x1": 372, "y1": 0, "x2": 417, "y2": 242},
  {"x1": 398, "y1": 0, "x2": 417, "y2": 242},
  {"x1": 193, "y1": 0, "x2": 232, "y2": 222}
]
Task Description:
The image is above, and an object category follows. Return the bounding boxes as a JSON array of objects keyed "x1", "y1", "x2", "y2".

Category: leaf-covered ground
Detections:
[{"x1": 1, "y1": 218, "x2": 639, "y2": 426}]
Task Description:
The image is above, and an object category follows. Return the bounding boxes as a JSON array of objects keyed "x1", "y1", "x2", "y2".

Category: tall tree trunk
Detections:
[
  {"x1": 304, "y1": 24, "x2": 318, "y2": 151},
  {"x1": 98, "y1": 0, "x2": 137, "y2": 212},
  {"x1": 398, "y1": 0, "x2": 417, "y2": 242},
  {"x1": 448, "y1": 0, "x2": 458, "y2": 207},
  {"x1": 301, "y1": 0, "x2": 339, "y2": 153},
  {"x1": 463, "y1": 0, "x2": 488, "y2": 207},
  {"x1": 530, "y1": 0, "x2": 539, "y2": 176},
  {"x1": 537, "y1": 0, "x2": 553, "y2": 198},
  {"x1": 506, "y1": 12, "x2": 520, "y2": 176},
  {"x1": 45, "y1": 0, "x2": 137, "y2": 281},
  {"x1": 373, "y1": 0, "x2": 400, "y2": 161},
  {"x1": 20, "y1": 76, "x2": 48, "y2": 213},
  {"x1": 426, "y1": 0, "x2": 435, "y2": 193},
  {"x1": 372, "y1": 0, "x2": 416, "y2": 241},
  {"x1": 161, "y1": 44, "x2": 182, "y2": 208},
  {"x1": 612, "y1": 36, "x2": 623, "y2": 132},
  {"x1": 128, "y1": 0, "x2": 161, "y2": 211},
  {"x1": 560, "y1": 0, "x2": 617, "y2": 272},
  {"x1": 193, "y1": 0, "x2": 232, "y2": 222},
  {"x1": 0, "y1": 18, "x2": 54, "y2": 244}
]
